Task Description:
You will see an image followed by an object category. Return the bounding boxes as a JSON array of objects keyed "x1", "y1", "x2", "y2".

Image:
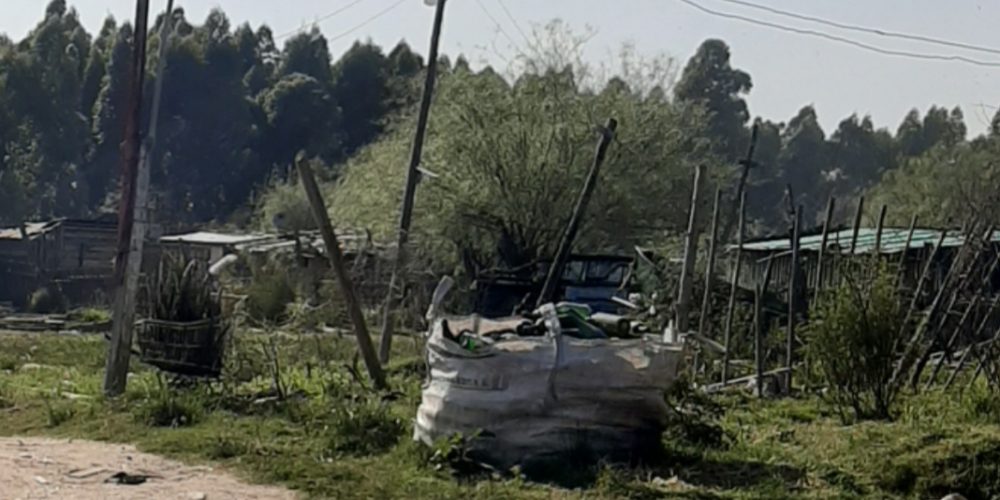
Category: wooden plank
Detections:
[{"x1": 849, "y1": 197, "x2": 865, "y2": 255}]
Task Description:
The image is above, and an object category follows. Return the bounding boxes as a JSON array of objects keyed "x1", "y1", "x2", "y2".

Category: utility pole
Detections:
[
  {"x1": 378, "y1": 0, "x2": 447, "y2": 364},
  {"x1": 104, "y1": 0, "x2": 151, "y2": 397}
]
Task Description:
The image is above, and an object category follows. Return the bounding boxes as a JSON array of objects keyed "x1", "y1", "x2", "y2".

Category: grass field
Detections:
[{"x1": 0, "y1": 330, "x2": 997, "y2": 499}]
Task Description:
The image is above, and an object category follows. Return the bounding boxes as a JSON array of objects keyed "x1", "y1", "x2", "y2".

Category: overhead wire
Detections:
[
  {"x1": 275, "y1": 0, "x2": 370, "y2": 40},
  {"x1": 474, "y1": 0, "x2": 529, "y2": 59},
  {"x1": 325, "y1": 0, "x2": 408, "y2": 43},
  {"x1": 714, "y1": 0, "x2": 1000, "y2": 57},
  {"x1": 495, "y1": 0, "x2": 539, "y2": 54},
  {"x1": 676, "y1": 0, "x2": 1000, "y2": 68}
]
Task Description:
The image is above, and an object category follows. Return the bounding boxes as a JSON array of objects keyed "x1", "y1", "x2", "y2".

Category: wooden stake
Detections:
[
  {"x1": 897, "y1": 214, "x2": 918, "y2": 289},
  {"x1": 104, "y1": 0, "x2": 150, "y2": 397},
  {"x1": 786, "y1": 206, "x2": 802, "y2": 393},
  {"x1": 693, "y1": 188, "x2": 722, "y2": 379},
  {"x1": 675, "y1": 164, "x2": 706, "y2": 334},
  {"x1": 537, "y1": 119, "x2": 618, "y2": 306},
  {"x1": 721, "y1": 191, "x2": 746, "y2": 385},
  {"x1": 379, "y1": 0, "x2": 448, "y2": 364},
  {"x1": 721, "y1": 123, "x2": 759, "y2": 243},
  {"x1": 754, "y1": 256, "x2": 774, "y2": 398},
  {"x1": 813, "y1": 197, "x2": 835, "y2": 303},
  {"x1": 298, "y1": 158, "x2": 386, "y2": 390},
  {"x1": 697, "y1": 190, "x2": 723, "y2": 335},
  {"x1": 930, "y1": 295, "x2": 990, "y2": 389},
  {"x1": 874, "y1": 204, "x2": 888, "y2": 253},
  {"x1": 849, "y1": 197, "x2": 865, "y2": 255}
]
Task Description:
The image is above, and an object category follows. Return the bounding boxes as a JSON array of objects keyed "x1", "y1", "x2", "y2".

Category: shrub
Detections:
[
  {"x1": 325, "y1": 398, "x2": 404, "y2": 456},
  {"x1": 663, "y1": 375, "x2": 729, "y2": 448},
  {"x1": 246, "y1": 265, "x2": 296, "y2": 323},
  {"x1": 805, "y1": 259, "x2": 903, "y2": 421},
  {"x1": 134, "y1": 388, "x2": 205, "y2": 427},
  {"x1": 28, "y1": 287, "x2": 66, "y2": 314},
  {"x1": 147, "y1": 254, "x2": 222, "y2": 322}
]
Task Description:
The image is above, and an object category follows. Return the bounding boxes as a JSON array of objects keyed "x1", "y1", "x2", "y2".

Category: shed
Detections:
[
  {"x1": 727, "y1": 227, "x2": 998, "y2": 296},
  {"x1": 0, "y1": 215, "x2": 147, "y2": 306}
]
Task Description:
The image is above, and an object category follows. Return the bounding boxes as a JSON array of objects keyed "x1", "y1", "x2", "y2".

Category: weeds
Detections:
[{"x1": 325, "y1": 398, "x2": 404, "y2": 457}]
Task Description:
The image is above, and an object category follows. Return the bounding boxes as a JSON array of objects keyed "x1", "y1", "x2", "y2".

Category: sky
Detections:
[{"x1": 3, "y1": 0, "x2": 999, "y2": 136}]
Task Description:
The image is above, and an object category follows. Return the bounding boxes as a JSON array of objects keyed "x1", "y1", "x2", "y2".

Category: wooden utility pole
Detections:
[
  {"x1": 379, "y1": 0, "x2": 448, "y2": 364},
  {"x1": 675, "y1": 164, "x2": 706, "y2": 334},
  {"x1": 537, "y1": 119, "x2": 618, "y2": 307},
  {"x1": 298, "y1": 158, "x2": 386, "y2": 390},
  {"x1": 104, "y1": 0, "x2": 151, "y2": 397},
  {"x1": 721, "y1": 192, "x2": 746, "y2": 385}
]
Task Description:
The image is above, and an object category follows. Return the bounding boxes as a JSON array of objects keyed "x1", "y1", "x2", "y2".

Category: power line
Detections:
[
  {"x1": 475, "y1": 0, "x2": 528, "y2": 58},
  {"x1": 496, "y1": 0, "x2": 537, "y2": 53},
  {"x1": 275, "y1": 0, "x2": 370, "y2": 41},
  {"x1": 715, "y1": 0, "x2": 1000, "y2": 57},
  {"x1": 676, "y1": 0, "x2": 1000, "y2": 68},
  {"x1": 326, "y1": 0, "x2": 408, "y2": 43}
]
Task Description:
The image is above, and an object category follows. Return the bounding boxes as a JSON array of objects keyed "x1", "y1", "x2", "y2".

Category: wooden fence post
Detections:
[
  {"x1": 813, "y1": 197, "x2": 836, "y2": 303},
  {"x1": 786, "y1": 206, "x2": 802, "y2": 393},
  {"x1": 849, "y1": 197, "x2": 865, "y2": 255},
  {"x1": 721, "y1": 192, "x2": 746, "y2": 385},
  {"x1": 675, "y1": 164, "x2": 706, "y2": 334},
  {"x1": 694, "y1": 188, "x2": 723, "y2": 377},
  {"x1": 755, "y1": 256, "x2": 775, "y2": 398}
]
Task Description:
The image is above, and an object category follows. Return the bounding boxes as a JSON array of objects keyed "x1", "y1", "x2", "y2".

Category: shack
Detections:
[
  {"x1": 0, "y1": 215, "x2": 126, "y2": 306},
  {"x1": 727, "y1": 227, "x2": 997, "y2": 297},
  {"x1": 159, "y1": 231, "x2": 274, "y2": 265}
]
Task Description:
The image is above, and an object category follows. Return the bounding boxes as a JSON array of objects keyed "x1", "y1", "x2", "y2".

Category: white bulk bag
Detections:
[{"x1": 414, "y1": 315, "x2": 686, "y2": 469}]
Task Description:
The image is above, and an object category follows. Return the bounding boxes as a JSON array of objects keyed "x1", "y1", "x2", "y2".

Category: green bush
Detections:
[
  {"x1": 28, "y1": 287, "x2": 66, "y2": 314},
  {"x1": 805, "y1": 259, "x2": 903, "y2": 421},
  {"x1": 325, "y1": 398, "x2": 404, "y2": 456},
  {"x1": 134, "y1": 389, "x2": 205, "y2": 428},
  {"x1": 246, "y1": 265, "x2": 296, "y2": 323}
]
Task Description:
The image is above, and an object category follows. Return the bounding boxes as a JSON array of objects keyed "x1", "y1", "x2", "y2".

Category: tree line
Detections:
[{"x1": 2, "y1": 1, "x2": 998, "y2": 263}]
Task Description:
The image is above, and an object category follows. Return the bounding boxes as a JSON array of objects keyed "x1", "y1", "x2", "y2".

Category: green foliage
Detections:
[
  {"x1": 805, "y1": 259, "x2": 903, "y2": 421},
  {"x1": 325, "y1": 398, "x2": 404, "y2": 457},
  {"x1": 134, "y1": 387, "x2": 206, "y2": 428},
  {"x1": 256, "y1": 177, "x2": 316, "y2": 232},
  {"x1": 332, "y1": 26, "x2": 720, "y2": 271},
  {"x1": 28, "y1": 287, "x2": 67, "y2": 314},
  {"x1": 663, "y1": 376, "x2": 729, "y2": 448},
  {"x1": 245, "y1": 264, "x2": 296, "y2": 323},
  {"x1": 147, "y1": 254, "x2": 221, "y2": 322},
  {"x1": 70, "y1": 307, "x2": 111, "y2": 323},
  {"x1": 44, "y1": 399, "x2": 77, "y2": 427}
]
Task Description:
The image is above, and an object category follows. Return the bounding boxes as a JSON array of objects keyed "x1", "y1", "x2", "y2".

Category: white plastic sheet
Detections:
[{"x1": 414, "y1": 315, "x2": 686, "y2": 469}]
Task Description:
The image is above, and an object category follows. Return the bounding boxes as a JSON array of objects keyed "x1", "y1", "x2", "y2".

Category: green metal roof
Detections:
[{"x1": 737, "y1": 228, "x2": 976, "y2": 254}]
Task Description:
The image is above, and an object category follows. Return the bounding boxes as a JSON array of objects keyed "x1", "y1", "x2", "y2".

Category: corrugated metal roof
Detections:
[
  {"x1": 737, "y1": 227, "x2": 983, "y2": 254},
  {"x1": 159, "y1": 231, "x2": 274, "y2": 246}
]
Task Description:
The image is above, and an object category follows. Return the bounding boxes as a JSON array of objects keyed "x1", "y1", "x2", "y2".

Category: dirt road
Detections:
[{"x1": 0, "y1": 437, "x2": 298, "y2": 499}]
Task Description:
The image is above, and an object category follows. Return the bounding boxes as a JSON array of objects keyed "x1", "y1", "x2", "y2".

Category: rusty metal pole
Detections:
[
  {"x1": 378, "y1": 0, "x2": 448, "y2": 364},
  {"x1": 104, "y1": 0, "x2": 150, "y2": 397},
  {"x1": 537, "y1": 119, "x2": 619, "y2": 307}
]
